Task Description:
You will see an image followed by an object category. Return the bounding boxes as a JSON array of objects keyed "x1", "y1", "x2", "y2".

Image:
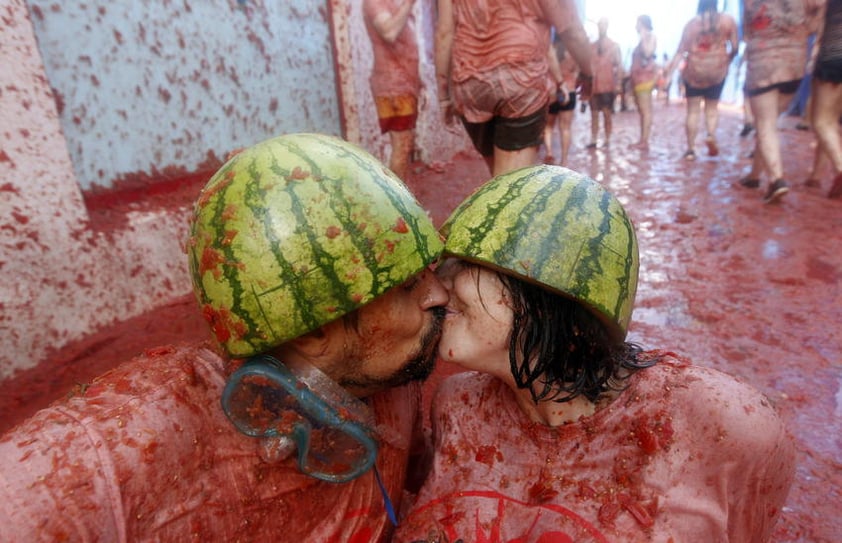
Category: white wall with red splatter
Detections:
[
  {"x1": 27, "y1": 0, "x2": 344, "y2": 190},
  {"x1": 1, "y1": 0, "x2": 187, "y2": 379},
  {"x1": 0, "y1": 0, "x2": 472, "y2": 380}
]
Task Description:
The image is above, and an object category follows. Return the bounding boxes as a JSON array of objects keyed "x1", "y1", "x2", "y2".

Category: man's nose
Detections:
[{"x1": 417, "y1": 268, "x2": 449, "y2": 309}]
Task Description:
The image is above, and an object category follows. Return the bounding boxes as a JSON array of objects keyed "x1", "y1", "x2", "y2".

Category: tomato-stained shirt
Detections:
[{"x1": 394, "y1": 352, "x2": 795, "y2": 543}]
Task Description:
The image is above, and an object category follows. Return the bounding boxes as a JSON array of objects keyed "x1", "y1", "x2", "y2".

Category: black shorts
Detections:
[
  {"x1": 462, "y1": 107, "x2": 547, "y2": 157},
  {"x1": 549, "y1": 92, "x2": 577, "y2": 114},
  {"x1": 814, "y1": 59, "x2": 842, "y2": 83},
  {"x1": 684, "y1": 79, "x2": 726, "y2": 100},
  {"x1": 745, "y1": 78, "x2": 802, "y2": 98},
  {"x1": 589, "y1": 92, "x2": 616, "y2": 112}
]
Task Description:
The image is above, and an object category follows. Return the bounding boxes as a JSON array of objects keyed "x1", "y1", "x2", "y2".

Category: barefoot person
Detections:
[
  {"x1": 630, "y1": 15, "x2": 658, "y2": 148},
  {"x1": 394, "y1": 166, "x2": 796, "y2": 542},
  {"x1": 364, "y1": 0, "x2": 421, "y2": 180},
  {"x1": 587, "y1": 17, "x2": 624, "y2": 149}
]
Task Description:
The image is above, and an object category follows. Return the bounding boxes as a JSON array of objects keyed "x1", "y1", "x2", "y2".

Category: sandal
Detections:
[
  {"x1": 683, "y1": 149, "x2": 696, "y2": 161},
  {"x1": 739, "y1": 176, "x2": 760, "y2": 189},
  {"x1": 705, "y1": 138, "x2": 719, "y2": 157}
]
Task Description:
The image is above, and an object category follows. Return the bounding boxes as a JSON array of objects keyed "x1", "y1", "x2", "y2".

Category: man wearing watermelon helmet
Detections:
[
  {"x1": 394, "y1": 165, "x2": 796, "y2": 542},
  {"x1": 0, "y1": 133, "x2": 448, "y2": 542}
]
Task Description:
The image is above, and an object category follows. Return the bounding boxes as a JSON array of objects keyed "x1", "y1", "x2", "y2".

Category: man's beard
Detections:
[{"x1": 338, "y1": 307, "x2": 445, "y2": 392}]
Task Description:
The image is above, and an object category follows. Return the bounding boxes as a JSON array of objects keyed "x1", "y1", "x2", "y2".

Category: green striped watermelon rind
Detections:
[
  {"x1": 188, "y1": 133, "x2": 443, "y2": 357},
  {"x1": 441, "y1": 165, "x2": 638, "y2": 340}
]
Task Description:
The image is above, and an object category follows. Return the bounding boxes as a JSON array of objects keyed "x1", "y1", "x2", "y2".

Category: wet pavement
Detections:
[{"x1": 2, "y1": 100, "x2": 840, "y2": 541}]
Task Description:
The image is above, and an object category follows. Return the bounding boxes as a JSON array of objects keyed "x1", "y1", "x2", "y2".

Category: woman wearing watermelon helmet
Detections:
[
  {"x1": 395, "y1": 165, "x2": 796, "y2": 542},
  {"x1": 0, "y1": 134, "x2": 448, "y2": 542}
]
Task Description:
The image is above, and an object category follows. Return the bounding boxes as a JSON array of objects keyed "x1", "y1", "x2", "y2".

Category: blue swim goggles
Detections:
[{"x1": 221, "y1": 355, "x2": 378, "y2": 484}]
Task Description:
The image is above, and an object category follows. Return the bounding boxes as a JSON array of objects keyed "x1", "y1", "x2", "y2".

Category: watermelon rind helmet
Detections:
[
  {"x1": 189, "y1": 133, "x2": 443, "y2": 357},
  {"x1": 441, "y1": 165, "x2": 638, "y2": 340}
]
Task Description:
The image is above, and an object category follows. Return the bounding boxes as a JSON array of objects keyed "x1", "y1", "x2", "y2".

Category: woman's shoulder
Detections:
[{"x1": 634, "y1": 352, "x2": 790, "y2": 450}]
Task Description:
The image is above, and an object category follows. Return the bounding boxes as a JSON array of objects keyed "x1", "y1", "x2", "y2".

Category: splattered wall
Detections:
[{"x1": 27, "y1": 0, "x2": 343, "y2": 191}]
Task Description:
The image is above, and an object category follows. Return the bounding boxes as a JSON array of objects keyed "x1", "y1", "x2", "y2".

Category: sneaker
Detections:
[
  {"x1": 763, "y1": 179, "x2": 789, "y2": 203},
  {"x1": 739, "y1": 176, "x2": 760, "y2": 189},
  {"x1": 705, "y1": 138, "x2": 719, "y2": 157},
  {"x1": 739, "y1": 123, "x2": 755, "y2": 137},
  {"x1": 683, "y1": 149, "x2": 696, "y2": 161}
]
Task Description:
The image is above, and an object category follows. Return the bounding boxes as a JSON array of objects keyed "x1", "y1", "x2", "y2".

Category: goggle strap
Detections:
[{"x1": 374, "y1": 463, "x2": 398, "y2": 526}]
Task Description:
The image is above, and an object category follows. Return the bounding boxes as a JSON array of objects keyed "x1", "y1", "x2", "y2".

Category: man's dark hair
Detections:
[{"x1": 499, "y1": 273, "x2": 654, "y2": 405}]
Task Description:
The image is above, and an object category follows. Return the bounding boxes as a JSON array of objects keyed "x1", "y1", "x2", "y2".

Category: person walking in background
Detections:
[
  {"x1": 543, "y1": 29, "x2": 580, "y2": 166},
  {"x1": 666, "y1": 0, "x2": 738, "y2": 161},
  {"x1": 630, "y1": 15, "x2": 658, "y2": 149},
  {"x1": 363, "y1": 0, "x2": 421, "y2": 181},
  {"x1": 738, "y1": 0, "x2": 823, "y2": 203},
  {"x1": 809, "y1": 0, "x2": 842, "y2": 199},
  {"x1": 656, "y1": 53, "x2": 673, "y2": 104},
  {"x1": 734, "y1": 42, "x2": 756, "y2": 137},
  {"x1": 587, "y1": 17, "x2": 624, "y2": 149},
  {"x1": 434, "y1": 0, "x2": 593, "y2": 177}
]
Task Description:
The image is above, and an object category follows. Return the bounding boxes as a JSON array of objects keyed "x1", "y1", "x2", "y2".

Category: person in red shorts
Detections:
[
  {"x1": 434, "y1": 0, "x2": 593, "y2": 177},
  {"x1": 394, "y1": 166, "x2": 796, "y2": 543},
  {"x1": 364, "y1": 0, "x2": 421, "y2": 181},
  {"x1": 0, "y1": 133, "x2": 448, "y2": 542}
]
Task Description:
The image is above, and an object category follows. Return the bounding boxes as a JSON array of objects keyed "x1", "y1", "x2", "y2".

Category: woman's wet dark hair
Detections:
[{"x1": 498, "y1": 272, "x2": 653, "y2": 404}]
